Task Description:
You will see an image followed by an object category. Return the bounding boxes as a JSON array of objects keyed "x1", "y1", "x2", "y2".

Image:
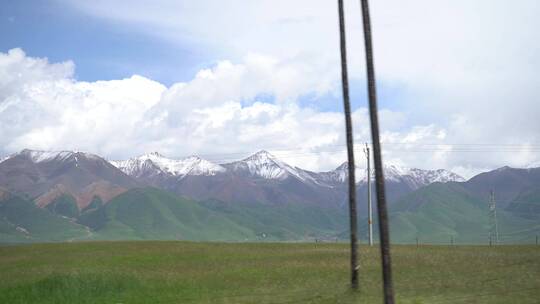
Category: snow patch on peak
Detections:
[
  {"x1": 310, "y1": 162, "x2": 371, "y2": 185},
  {"x1": 334, "y1": 162, "x2": 349, "y2": 171},
  {"x1": 19, "y1": 149, "x2": 74, "y2": 163},
  {"x1": 0, "y1": 149, "x2": 103, "y2": 165},
  {"x1": 248, "y1": 150, "x2": 273, "y2": 157},
  {"x1": 317, "y1": 162, "x2": 464, "y2": 187},
  {"x1": 173, "y1": 156, "x2": 227, "y2": 177},
  {"x1": 383, "y1": 164, "x2": 411, "y2": 181},
  {"x1": 407, "y1": 168, "x2": 465, "y2": 184},
  {"x1": 243, "y1": 150, "x2": 277, "y2": 164},
  {"x1": 242, "y1": 150, "x2": 279, "y2": 164},
  {"x1": 228, "y1": 150, "x2": 317, "y2": 183},
  {"x1": 17, "y1": 149, "x2": 104, "y2": 163},
  {"x1": 232, "y1": 150, "x2": 290, "y2": 180},
  {"x1": 381, "y1": 164, "x2": 465, "y2": 187},
  {"x1": 318, "y1": 162, "x2": 363, "y2": 184},
  {"x1": 142, "y1": 151, "x2": 165, "y2": 159},
  {"x1": 113, "y1": 152, "x2": 225, "y2": 178},
  {"x1": 110, "y1": 158, "x2": 158, "y2": 178},
  {"x1": 526, "y1": 161, "x2": 540, "y2": 169}
]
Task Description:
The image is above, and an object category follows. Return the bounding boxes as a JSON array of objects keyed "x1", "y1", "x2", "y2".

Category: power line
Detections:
[
  {"x1": 5, "y1": 144, "x2": 540, "y2": 163},
  {"x1": 161, "y1": 144, "x2": 540, "y2": 163},
  {"x1": 196, "y1": 148, "x2": 540, "y2": 165}
]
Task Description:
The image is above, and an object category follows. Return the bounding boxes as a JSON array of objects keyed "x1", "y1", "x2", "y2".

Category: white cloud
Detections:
[
  {"x1": 55, "y1": 0, "x2": 540, "y2": 176},
  {"x1": 0, "y1": 49, "x2": 166, "y2": 154},
  {"x1": 1, "y1": 48, "x2": 539, "y2": 178},
  {"x1": 61, "y1": 0, "x2": 540, "y2": 85}
]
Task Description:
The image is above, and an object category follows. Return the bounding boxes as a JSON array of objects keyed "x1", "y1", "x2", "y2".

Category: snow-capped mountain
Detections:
[
  {"x1": 1, "y1": 149, "x2": 465, "y2": 190},
  {"x1": 111, "y1": 152, "x2": 226, "y2": 180},
  {"x1": 111, "y1": 156, "x2": 162, "y2": 179},
  {"x1": 222, "y1": 150, "x2": 319, "y2": 184},
  {"x1": 526, "y1": 161, "x2": 540, "y2": 169},
  {"x1": 21, "y1": 150, "x2": 77, "y2": 163},
  {"x1": 383, "y1": 165, "x2": 465, "y2": 189},
  {"x1": 407, "y1": 167, "x2": 465, "y2": 183},
  {"x1": 0, "y1": 156, "x2": 8, "y2": 164},
  {"x1": 314, "y1": 162, "x2": 366, "y2": 185},
  {"x1": 0, "y1": 149, "x2": 137, "y2": 210},
  {"x1": 0, "y1": 148, "x2": 468, "y2": 211},
  {"x1": 314, "y1": 162, "x2": 464, "y2": 189},
  {"x1": 4, "y1": 149, "x2": 102, "y2": 164}
]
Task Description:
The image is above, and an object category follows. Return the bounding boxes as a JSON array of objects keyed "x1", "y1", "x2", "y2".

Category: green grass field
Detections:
[{"x1": 0, "y1": 242, "x2": 539, "y2": 304}]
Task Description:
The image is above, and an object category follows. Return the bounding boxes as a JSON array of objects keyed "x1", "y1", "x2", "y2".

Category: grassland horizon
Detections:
[{"x1": 1, "y1": 241, "x2": 538, "y2": 303}]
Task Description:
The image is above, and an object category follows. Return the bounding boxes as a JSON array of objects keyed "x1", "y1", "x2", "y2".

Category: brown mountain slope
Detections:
[{"x1": 0, "y1": 150, "x2": 138, "y2": 210}]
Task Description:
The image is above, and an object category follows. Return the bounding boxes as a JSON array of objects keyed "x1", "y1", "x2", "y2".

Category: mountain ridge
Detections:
[
  {"x1": 105, "y1": 149, "x2": 467, "y2": 209},
  {"x1": 0, "y1": 149, "x2": 138, "y2": 210},
  {"x1": 103, "y1": 149, "x2": 466, "y2": 185},
  {"x1": 1, "y1": 149, "x2": 539, "y2": 243},
  {"x1": 0, "y1": 148, "x2": 473, "y2": 210}
]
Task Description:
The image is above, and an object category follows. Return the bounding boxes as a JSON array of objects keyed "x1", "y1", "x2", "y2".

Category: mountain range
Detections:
[
  {"x1": 110, "y1": 150, "x2": 465, "y2": 210},
  {"x1": 0, "y1": 149, "x2": 538, "y2": 244}
]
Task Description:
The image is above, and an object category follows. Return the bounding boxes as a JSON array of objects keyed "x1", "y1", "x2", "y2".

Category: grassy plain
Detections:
[{"x1": 0, "y1": 242, "x2": 539, "y2": 303}]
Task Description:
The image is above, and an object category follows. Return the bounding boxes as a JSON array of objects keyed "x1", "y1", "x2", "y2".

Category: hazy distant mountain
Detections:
[
  {"x1": 109, "y1": 150, "x2": 465, "y2": 209},
  {"x1": 111, "y1": 152, "x2": 226, "y2": 180},
  {"x1": 388, "y1": 182, "x2": 540, "y2": 244},
  {"x1": 384, "y1": 165, "x2": 466, "y2": 186},
  {"x1": 386, "y1": 166, "x2": 540, "y2": 243},
  {"x1": 0, "y1": 149, "x2": 467, "y2": 212},
  {"x1": 464, "y1": 166, "x2": 540, "y2": 208},
  {"x1": 308, "y1": 161, "x2": 465, "y2": 211},
  {"x1": 506, "y1": 187, "x2": 540, "y2": 219},
  {"x1": 0, "y1": 149, "x2": 138, "y2": 210},
  {"x1": 112, "y1": 150, "x2": 322, "y2": 184},
  {"x1": 223, "y1": 150, "x2": 321, "y2": 185},
  {"x1": 364, "y1": 165, "x2": 465, "y2": 210},
  {"x1": 0, "y1": 148, "x2": 538, "y2": 244},
  {"x1": 109, "y1": 152, "x2": 227, "y2": 196},
  {"x1": 308, "y1": 161, "x2": 464, "y2": 186},
  {"x1": 110, "y1": 150, "x2": 339, "y2": 207}
]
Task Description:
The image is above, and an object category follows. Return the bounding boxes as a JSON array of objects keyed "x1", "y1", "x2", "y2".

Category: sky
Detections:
[{"x1": 0, "y1": 0, "x2": 539, "y2": 178}]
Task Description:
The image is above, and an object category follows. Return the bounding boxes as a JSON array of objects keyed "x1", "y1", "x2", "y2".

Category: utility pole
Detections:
[
  {"x1": 364, "y1": 143, "x2": 373, "y2": 246},
  {"x1": 360, "y1": 0, "x2": 395, "y2": 302},
  {"x1": 488, "y1": 190, "x2": 499, "y2": 244},
  {"x1": 337, "y1": 0, "x2": 359, "y2": 290}
]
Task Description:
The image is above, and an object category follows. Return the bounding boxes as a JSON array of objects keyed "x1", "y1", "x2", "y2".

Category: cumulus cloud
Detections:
[
  {"x1": 0, "y1": 48, "x2": 538, "y2": 178},
  {"x1": 0, "y1": 49, "x2": 344, "y2": 158},
  {"x1": 51, "y1": 0, "x2": 540, "y2": 176},
  {"x1": 0, "y1": 49, "x2": 166, "y2": 155}
]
